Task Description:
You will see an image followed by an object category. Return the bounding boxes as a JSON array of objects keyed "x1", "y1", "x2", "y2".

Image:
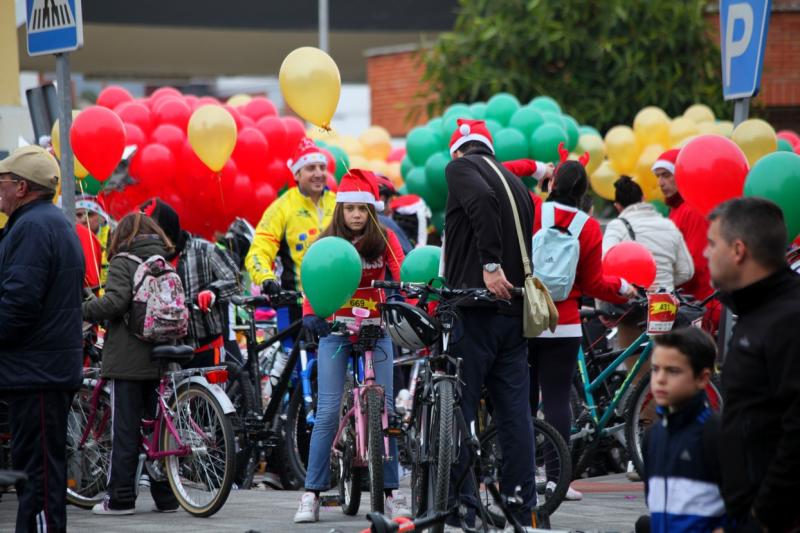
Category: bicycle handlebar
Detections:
[
  {"x1": 230, "y1": 290, "x2": 301, "y2": 308},
  {"x1": 371, "y1": 280, "x2": 521, "y2": 302}
]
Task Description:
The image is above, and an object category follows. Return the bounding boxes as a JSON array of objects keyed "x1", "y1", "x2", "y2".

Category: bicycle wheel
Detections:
[
  {"x1": 284, "y1": 369, "x2": 317, "y2": 487},
  {"x1": 624, "y1": 373, "x2": 723, "y2": 476},
  {"x1": 409, "y1": 389, "x2": 429, "y2": 517},
  {"x1": 66, "y1": 381, "x2": 112, "y2": 508},
  {"x1": 365, "y1": 387, "x2": 385, "y2": 514},
  {"x1": 336, "y1": 382, "x2": 361, "y2": 516},
  {"x1": 224, "y1": 363, "x2": 259, "y2": 489},
  {"x1": 429, "y1": 379, "x2": 454, "y2": 531},
  {"x1": 161, "y1": 383, "x2": 236, "y2": 517}
]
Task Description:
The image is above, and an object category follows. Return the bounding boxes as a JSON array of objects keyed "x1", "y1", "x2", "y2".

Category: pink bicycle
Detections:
[
  {"x1": 66, "y1": 344, "x2": 237, "y2": 517},
  {"x1": 330, "y1": 307, "x2": 397, "y2": 516}
]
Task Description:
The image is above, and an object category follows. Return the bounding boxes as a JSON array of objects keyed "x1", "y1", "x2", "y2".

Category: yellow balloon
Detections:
[
  {"x1": 696, "y1": 122, "x2": 718, "y2": 136},
  {"x1": 226, "y1": 94, "x2": 252, "y2": 107},
  {"x1": 669, "y1": 117, "x2": 698, "y2": 147},
  {"x1": 359, "y1": 126, "x2": 392, "y2": 161},
  {"x1": 348, "y1": 155, "x2": 368, "y2": 170},
  {"x1": 716, "y1": 120, "x2": 734, "y2": 138},
  {"x1": 187, "y1": 105, "x2": 238, "y2": 172},
  {"x1": 329, "y1": 135, "x2": 364, "y2": 157},
  {"x1": 386, "y1": 161, "x2": 403, "y2": 185},
  {"x1": 51, "y1": 110, "x2": 90, "y2": 179},
  {"x1": 633, "y1": 144, "x2": 666, "y2": 202},
  {"x1": 279, "y1": 47, "x2": 341, "y2": 130},
  {"x1": 306, "y1": 126, "x2": 337, "y2": 142},
  {"x1": 576, "y1": 134, "x2": 605, "y2": 176},
  {"x1": 731, "y1": 118, "x2": 777, "y2": 167},
  {"x1": 589, "y1": 160, "x2": 619, "y2": 201},
  {"x1": 683, "y1": 104, "x2": 715, "y2": 124},
  {"x1": 633, "y1": 107, "x2": 670, "y2": 147},
  {"x1": 604, "y1": 125, "x2": 639, "y2": 174}
]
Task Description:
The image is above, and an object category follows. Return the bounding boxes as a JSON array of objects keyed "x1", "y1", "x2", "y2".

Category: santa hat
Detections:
[
  {"x1": 287, "y1": 137, "x2": 328, "y2": 175},
  {"x1": 449, "y1": 118, "x2": 494, "y2": 155},
  {"x1": 651, "y1": 149, "x2": 680, "y2": 176},
  {"x1": 336, "y1": 168, "x2": 385, "y2": 211}
]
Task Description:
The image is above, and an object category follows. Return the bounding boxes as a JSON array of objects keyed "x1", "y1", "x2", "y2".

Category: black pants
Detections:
[
  {"x1": 7, "y1": 390, "x2": 73, "y2": 533},
  {"x1": 528, "y1": 337, "x2": 581, "y2": 444},
  {"x1": 449, "y1": 308, "x2": 536, "y2": 525},
  {"x1": 107, "y1": 380, "x2": 177, "y2": 509}
]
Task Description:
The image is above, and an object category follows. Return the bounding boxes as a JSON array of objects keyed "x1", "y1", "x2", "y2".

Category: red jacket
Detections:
[
  {"x1": 667, "y1": 194, "x2": 714, "y2": 300},
  {"x1": 502, "y1": 159, "x2": 545, "y2": 229},
  {"x1": 534, "y1": 202, "x2": 627, "y2": 336},
  {"x1": 303, "y1": 228, "x2": 405, "y2": 321},
  {"x1": 76, "y1": 223, "x2": 103, "y2": 289}
]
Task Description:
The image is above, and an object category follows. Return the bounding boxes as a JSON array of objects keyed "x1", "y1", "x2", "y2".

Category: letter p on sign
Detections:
[{"x1": 719, "y1": 0, "x2": 771, "y2": 101}]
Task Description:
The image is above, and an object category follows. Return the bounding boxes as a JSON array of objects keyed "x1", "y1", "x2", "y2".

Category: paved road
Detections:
[{"x1": 0, "y1": 475, "x2": 645, "y2": 532}]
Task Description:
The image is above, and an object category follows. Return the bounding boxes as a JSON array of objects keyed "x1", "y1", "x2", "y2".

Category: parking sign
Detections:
[
  {"x1": 719, "y1": 0, "x2": 771, "y2": 100},
  {"x1": 26, "y1": 0, "x2": 83, "y2": 56}
]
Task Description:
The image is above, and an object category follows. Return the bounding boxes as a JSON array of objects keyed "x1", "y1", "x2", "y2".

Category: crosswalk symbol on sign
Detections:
[
  {"x1": 28, "y1": 0, "x2": 75, "y2": 33},
  {"x1": 25, "y1": 0, "x2": 83, "y2": 56}
]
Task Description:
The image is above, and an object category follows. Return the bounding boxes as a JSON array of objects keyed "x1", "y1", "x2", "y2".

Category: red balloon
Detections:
[
  {"x1": 674, "y1": 135, "x2": 749, "y2": 216},
  {"x1": 265, "y1": 158, "x2": 294, "y2": 190},
  {"x1": 232, "y1": 127, "x2": 270, "y2": 182},
  {"x1": 153, "y1": 98, "x2": 192, "y2": 131},
  {"x1": 176, "y1": 139, "x2": 214, "y2": 197},
  {"x1": 222, "y1": 105, "x2": 245, "y2": 131},
  {"x1": 115, "y1": 102, "x2": 153, "y2": 137},
  {"x1": 326, "y1": 172, "x2": 338, "y2": 192},
  {"x1": 242, "y1": 97, "x2": 278, "y2": 121},
  {"x1": 283, "y1": 117, "x2": 306, "y2": 154},
  {"x1": 240, "y1": 115, "x2": 256, "y2": 128},
  {"x1": 777, "y1": 130, "x2": 800, "y2": 148},
  {"x1": 387, "y1": 147, "x2": 406, "y2": 163},
  {"x1": 134, "y1": 144, "x2": 177, "y2": 192},
  {"x1": 184, "y1": 95, "x2": 199, "y2": 110},
  {"x1": 71, "y1": 106, "x2": 127, "y2": 181},
  {"x1": 150, "y1": 124, "x2": 185, "y2": 156},
  {"x1": 255, "y1": 117, "x2": 288, "y2": 159},
  {"x1": 319, "y1": 147, "x2": 336, "y2": 174},
  {"x1": 124, "y1": 123, "x2": 146, "y2": 148},
  {"x1": 97, "y1": 86, "x2": 134, "y2": 110},
  {"x1": 149, "y1": 87, "x2": 183, "y2": 104},
  {"x1": 197, "y1": 96, "x2": 221, "y2": 107},
  {"x1": 250, "y1": 183, "x2": 277, "y2": 225},
  {"x1": 603, "y1": 241, "x2": 657, "y2": 288},
  {"x1": 227, "y1": 173, "x2": 253, "y2": 218}
]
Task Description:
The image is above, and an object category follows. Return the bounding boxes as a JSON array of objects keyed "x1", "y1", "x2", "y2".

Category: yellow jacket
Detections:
[{"x1": 245, "y1": 187, "x2": 336, "y2": 290}]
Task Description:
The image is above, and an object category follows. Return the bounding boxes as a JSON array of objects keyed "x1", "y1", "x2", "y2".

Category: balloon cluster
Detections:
[
  {"x1": 399, "y1": 92, "x2": 599, "y2": 224},
  {"x1": 70, "y1": 86, "x2": 315, "y2": 240}
]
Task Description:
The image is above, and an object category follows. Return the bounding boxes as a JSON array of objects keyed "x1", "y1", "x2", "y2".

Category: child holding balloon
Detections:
[{"x1": 294, "y1": 169, "x2": 409, "y2": 524}]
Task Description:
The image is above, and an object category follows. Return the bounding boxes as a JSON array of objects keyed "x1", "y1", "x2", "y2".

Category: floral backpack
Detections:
[{"x1": 117, "y1": 253, "x2": 189, "y2": 343}]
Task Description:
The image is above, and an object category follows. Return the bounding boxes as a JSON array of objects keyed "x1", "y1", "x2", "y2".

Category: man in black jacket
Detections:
[
  {"x1": 0, "y1": 146, "x2": 83, "y2": 532},
  {"x1": 443, "y1": 119, "x2": 536, "y2": 526},
  {"x1": 706, "y1": 197, "x2": 800, "y2": 532}
]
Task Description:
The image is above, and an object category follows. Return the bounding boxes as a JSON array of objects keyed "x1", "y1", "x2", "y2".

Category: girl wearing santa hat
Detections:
[{"x1": 294, "y1": 169, "x2": 410, "y2": 523}]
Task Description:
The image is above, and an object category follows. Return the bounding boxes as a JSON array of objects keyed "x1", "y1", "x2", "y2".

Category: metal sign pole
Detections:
[
  {"x1": 56, "y1": 52, "x2": 75, "y2": 225},
  {"x1": 318, "y1": 0, "x2": 329, "y2": 53}
]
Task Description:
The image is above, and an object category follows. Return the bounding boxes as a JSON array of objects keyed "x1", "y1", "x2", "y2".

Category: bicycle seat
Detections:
[{"x1": 150, "y1": 345, "x2": 195, "y2": 363}]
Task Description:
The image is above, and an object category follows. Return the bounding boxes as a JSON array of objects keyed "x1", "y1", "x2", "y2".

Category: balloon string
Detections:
[{"x1": 77, "y1": 179, "x2": 104, "y2": 290}]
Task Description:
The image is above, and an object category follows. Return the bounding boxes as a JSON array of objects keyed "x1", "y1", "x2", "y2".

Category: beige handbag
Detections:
[{"x1": 482, "y1": 156, "x2": 559, "y2": 337}]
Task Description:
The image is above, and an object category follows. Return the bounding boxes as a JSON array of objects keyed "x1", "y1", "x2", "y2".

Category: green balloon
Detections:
[
  {"x1": 431, "y1": 211, "x2": 445, "y2": 235},
  {"x1": 407, "y1": 127, "x2": 441, "y2": 166},
  {"x1": 509, "y1": 107, "x2": 545, "y2": 139},
  {"x1": 494, "y1": 128, "x2": 529, "y2": 162},
  {"x1": 398, "y1": 184, "x2": 409, "y2": 195},
  {"x1": 543, "y1": 112, "x2": 566, "y2": 131},
  {"x1": 563, "y1": 115, "x2": 580, "y2": 152},
  {"x1": 400, "y1": 245, "x2": 442, "y2": 283},
  {"x1": 445, "y1": 103, "x2": 470, "y2": 117},
  {"x1": 529, "y1": 96, "x2": 561, "y2": 114},
  {"x1": 530, "y1": 123, "x2": 569, "y2": 163},
  {"x1": 579, "y1": 125, "x2": 601, "y2": 138},
  {"x1": 485, "y1": 119, "x2": 503, "y2": 139},
  {"x1": 485, "y1": 93, "x2": 520, "y2": 127},
  {"x1": 301, "y1": 237, "x2": 362, "y2": 317},
  {"x1": 470, "y1": 102, "x2": 487, "y2": 120},
  {"x1": 650, "y1": 199, "x2": 669, "y2": 217},
  {"x1": 401, "y1": 154, "x2": 414, "y2": 179},
  {"x1": 326, "y1": 145, "x2": 350, "y2": 182},
  {"x1": 778, "y1": 138, "x2": 795, "y2": 152},
  {"x1": 407, "y1": 166, "x2": 445, "y2": 211},
  {"x1": 744, "y1": 151, "x2": 800, "y2": 242},
  {"x1": 80, "y1": 175, "x2": 103, "y2": 195},
  {"x1": 424, "y1": 152, "x2": 450, "y2": 197},
  {"x1": 442, "y1": 110, "x2": 474, "y2": 140},
  {"x1": 521, "y1": 175, "x2": 539, "y2": 190},
  {"x1": 427, "y1": 117, "x2": 444, "y2": 145}
]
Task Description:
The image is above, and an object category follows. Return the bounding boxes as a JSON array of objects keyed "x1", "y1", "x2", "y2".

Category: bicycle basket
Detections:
[{"x1": 379, "y1": 301, "x2": 440, "y2": 351}]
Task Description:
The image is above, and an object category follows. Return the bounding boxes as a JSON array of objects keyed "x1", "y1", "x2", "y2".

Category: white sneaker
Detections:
[
  {"x1": 293, "y1": 492, "x2": 320, "y2": 523},
  {"x1": 386, "y1": 490, "x2": 412, "y2": 519},
  {"x1": 565, "y1": 485, "x2": 583, "y2": 501},
  {"x1": 92, "y1": 498, "x2": 135, "y2": 515}
]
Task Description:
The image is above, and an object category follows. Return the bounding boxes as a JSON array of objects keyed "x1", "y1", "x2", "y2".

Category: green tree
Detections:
[{"x1": 420, "y1": 0, "x2": 730, "y2": 132}]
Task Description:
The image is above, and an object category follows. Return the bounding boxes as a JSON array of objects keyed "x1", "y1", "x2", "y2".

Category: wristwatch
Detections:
[{"x1": 483, "y1": 263, "x2": 501, "y2": 273}]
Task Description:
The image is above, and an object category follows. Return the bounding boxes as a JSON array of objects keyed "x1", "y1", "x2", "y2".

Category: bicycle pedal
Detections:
[{"x1": 319, "y1": 495, "x2": 340, "y2": 507}]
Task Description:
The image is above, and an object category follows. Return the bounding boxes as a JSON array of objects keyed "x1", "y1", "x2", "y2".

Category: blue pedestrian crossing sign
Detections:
[
  {"x1": 720, "y1": 0, "x2": 771, "y2": 100},
  {"x1": 26, "y1": 0, "x2": 84, "y2": 56}
]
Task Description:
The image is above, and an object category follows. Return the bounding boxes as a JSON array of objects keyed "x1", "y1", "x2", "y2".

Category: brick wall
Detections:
[{"x1": 366, "y1": 45, "x2": 433, "y2": 137}]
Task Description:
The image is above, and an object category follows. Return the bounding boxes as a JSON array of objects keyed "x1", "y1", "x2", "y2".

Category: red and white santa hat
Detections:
[
  {"x1": 336, "y1": 168, "x2": 384, "y2": 211},
  {"x1": 449, "y1": 118, "x2": 494, "y2": 155},
  {"x1": 651, "y1": 148, "x2": 680, "y2": 176},
  {"x1": 287, "y1": 137, "x2": 328, "y2": 175}
]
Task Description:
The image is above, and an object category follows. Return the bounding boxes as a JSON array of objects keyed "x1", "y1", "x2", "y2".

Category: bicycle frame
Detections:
[{"x1": 575, "y1": 330, "x2": 652, "y2": 433}]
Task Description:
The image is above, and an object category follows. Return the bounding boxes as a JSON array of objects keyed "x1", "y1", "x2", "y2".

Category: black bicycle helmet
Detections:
[{"x1": 380, "y1": 301, "x2": 440, "y2": 351}]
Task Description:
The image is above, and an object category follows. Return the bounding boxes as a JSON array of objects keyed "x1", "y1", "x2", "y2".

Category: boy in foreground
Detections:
[{"x1": 637, "y1": 327, "x2": 725, "y2": 533}]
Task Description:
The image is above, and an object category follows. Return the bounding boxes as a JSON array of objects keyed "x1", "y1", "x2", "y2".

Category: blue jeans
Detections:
[{"x1": 304, "y1": 333, "x2": 399, "y2": 491}]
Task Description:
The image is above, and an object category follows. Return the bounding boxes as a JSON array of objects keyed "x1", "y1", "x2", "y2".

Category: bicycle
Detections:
[
  {"x1": 570, "y1": 289, "x2": 723, "y2": 478},
  {"x1": 65, "y1": 344, "x2": 237, "y2": 517}
]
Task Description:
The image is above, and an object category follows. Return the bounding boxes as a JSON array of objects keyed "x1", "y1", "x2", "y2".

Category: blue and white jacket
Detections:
[{"x1": 643, "y1": 391, "x2": 725, "y2": 532}]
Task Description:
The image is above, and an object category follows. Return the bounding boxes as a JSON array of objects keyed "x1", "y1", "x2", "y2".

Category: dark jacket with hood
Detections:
[
  {"x1": 718, "y1": 267, "x2": 800, "y2": 531},
  {"x1": 0, "y1": 200, "x2": 83, "y2": 391},
  {"x1": 82, "y1": 236, "x2": 171, "y2": 380}
]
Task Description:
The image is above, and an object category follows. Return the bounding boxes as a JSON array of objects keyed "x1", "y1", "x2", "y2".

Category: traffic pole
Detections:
[{"x1": 56, "y1": 52, "x2": 75, "y2": 226}]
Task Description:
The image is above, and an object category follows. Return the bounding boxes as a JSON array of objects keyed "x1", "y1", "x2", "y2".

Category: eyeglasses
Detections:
[{"x1": 0, "y1": 178, "x2": 20, "y2": 185}]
